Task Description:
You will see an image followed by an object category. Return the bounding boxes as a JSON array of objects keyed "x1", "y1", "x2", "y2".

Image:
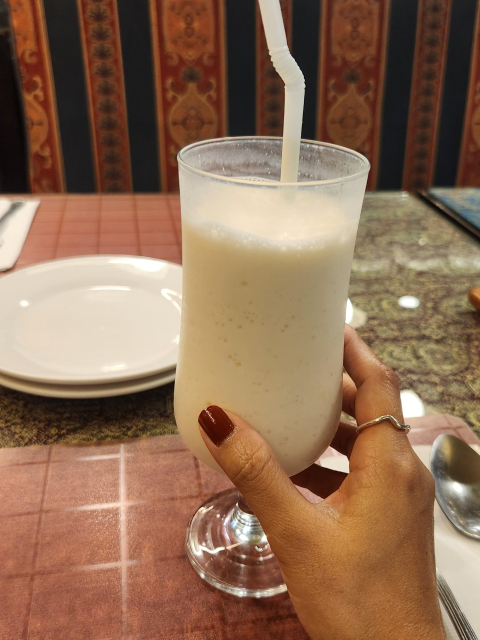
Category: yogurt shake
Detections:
[{"x1": 174, "y1": 139, "x2": 368, "y2": 477}]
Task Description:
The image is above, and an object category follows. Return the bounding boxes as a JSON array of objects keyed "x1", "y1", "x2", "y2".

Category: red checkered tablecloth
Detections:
[{"x1": 11, "y1": 194, "x2": 181, "y2": 269}]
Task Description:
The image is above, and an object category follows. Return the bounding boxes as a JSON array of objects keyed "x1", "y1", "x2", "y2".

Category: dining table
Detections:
[
  {"x1": 0, "y1": 191, "x2": 479, "y2": 448},
  {"x1": 0, "y1": 190, "x2": 480, "y2": 640}
]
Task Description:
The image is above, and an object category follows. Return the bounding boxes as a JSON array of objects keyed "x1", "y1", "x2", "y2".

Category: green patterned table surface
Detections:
[
  {"x1": 350, "y1": 192, "x2": 480, "y2": 436},
  {"x1": 0, "y1": 192, "x2": 479, "y2": 448}
]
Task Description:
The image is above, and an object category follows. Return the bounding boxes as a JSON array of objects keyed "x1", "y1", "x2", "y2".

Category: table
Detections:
[
  {"x1": 1, "y1": 192, "x2": 480, "y2": 639},
  {"x1": 0, "y1": 424, "x2": 478, "y2": 640},
  {"x1": 0, "y1": 191, "x2": 479, "y2": 448}
]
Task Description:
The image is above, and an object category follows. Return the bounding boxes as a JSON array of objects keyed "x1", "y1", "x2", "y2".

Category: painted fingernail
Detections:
[{"x1": 198, "y1": 405, "x2": 235, "y2": 446}]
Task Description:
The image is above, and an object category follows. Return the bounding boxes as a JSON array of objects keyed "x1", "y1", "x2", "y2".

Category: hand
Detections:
[{"x1": 197, "y1": 325, "x2": 445, "y2": 640}]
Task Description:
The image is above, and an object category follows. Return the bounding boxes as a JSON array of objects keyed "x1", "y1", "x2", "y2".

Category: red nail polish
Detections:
[{"x1": 198, "y1": 405, "x2": 235, "y2": 446}]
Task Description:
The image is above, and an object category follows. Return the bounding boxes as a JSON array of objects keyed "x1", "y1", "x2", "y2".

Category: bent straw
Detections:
[{"x1": 257, "y1": 0, "x2": 305, "y2": 182}]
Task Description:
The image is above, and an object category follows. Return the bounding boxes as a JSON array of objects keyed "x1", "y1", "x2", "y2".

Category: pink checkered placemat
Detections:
[
  {"x1": 0, "y1": 419, "x2": 478, "y2": 639},
  {"x1": 9, "y1": 194, "x2": 181, "y2": 270}
]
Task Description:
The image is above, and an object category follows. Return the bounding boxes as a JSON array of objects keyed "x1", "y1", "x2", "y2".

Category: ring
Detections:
[{"x1": 356, "y1": 415, "x2": 411, "y2": 434}]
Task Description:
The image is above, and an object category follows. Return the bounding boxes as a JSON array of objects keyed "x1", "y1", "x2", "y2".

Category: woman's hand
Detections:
[{"x1": 197, "y1": 325, "x2": 445, "y2": 640}]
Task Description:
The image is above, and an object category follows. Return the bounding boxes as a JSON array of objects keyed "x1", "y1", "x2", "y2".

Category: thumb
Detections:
[{"x1": 198, "y1": 405, "x2": 308, "y2": 539}]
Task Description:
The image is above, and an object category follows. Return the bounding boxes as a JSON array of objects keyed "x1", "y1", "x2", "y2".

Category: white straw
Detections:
[{"x1": 257, "y1": 0, "x2": 305, "y2": 183}]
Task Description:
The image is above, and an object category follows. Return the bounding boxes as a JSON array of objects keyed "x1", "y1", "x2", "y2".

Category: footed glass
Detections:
[{"x1": 175, "y1": 137, "x2": 369, "y2": 597}]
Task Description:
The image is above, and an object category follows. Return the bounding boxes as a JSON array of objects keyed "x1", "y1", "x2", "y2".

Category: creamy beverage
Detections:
[
  {"x1": 174, "y1": 162, "x2": 365, "y2": 476},
  {"x1": 177, "y1": 138, "x2": 369, "y2": 598}
]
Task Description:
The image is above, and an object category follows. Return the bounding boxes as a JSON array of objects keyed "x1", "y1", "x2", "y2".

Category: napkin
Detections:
[
  {"x1": 321, "y1": 444, "x2": 480, "y2": 640},
  {"x1": 0, "y1": 198, "x2": 40, "y2": 271}
]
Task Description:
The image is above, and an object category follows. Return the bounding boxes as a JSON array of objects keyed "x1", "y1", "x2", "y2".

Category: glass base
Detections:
[{"x1": 185, "y1": 488, "x2": 287, "y2": 598}]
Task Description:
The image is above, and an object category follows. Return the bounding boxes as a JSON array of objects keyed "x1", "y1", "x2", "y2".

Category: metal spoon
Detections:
[
  {"x1": 0, "y1": 200, "x2": 26, "y2": 247},
  {"x1": 431, "y1": 434, "x2": 480, "y2": 540}
]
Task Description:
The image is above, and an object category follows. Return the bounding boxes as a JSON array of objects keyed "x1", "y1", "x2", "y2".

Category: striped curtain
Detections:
[{"x1": 6, "y1": 0, "x2": 480, "y2": 193}]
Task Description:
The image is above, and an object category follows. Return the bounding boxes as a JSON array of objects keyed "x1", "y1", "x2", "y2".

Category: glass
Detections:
[{"x1": 175, "y1": 137, "x2": 370, "y2": 597}]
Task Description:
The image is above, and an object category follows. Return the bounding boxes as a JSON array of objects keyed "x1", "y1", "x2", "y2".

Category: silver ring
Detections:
[{"x1": 356, "y1": 414, "x2": 411, "y2": 434}]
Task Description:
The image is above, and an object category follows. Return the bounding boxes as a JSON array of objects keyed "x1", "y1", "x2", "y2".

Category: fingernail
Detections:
[{"x1": 198, "y1": 405, "x2": 235, "y2": 446}]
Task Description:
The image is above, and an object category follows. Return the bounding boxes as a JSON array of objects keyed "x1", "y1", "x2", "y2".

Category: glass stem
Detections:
[{"x1": 230, "y1": 493, "x2": 268, "y2": 544}]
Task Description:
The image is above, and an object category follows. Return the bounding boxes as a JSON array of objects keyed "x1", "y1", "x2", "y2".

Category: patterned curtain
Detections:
[{"x1": 5, "y1": 0, "x2": 480, "y2": 193}]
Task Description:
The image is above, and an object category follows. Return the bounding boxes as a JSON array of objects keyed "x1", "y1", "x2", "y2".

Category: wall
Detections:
[{"x1": 5, "y1": 0, "x2": 480, "y2": 193}]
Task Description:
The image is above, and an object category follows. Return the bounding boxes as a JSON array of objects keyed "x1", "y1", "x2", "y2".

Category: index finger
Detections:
[
  {"x1": 342, "y1": 326, "x2": 412, "y2": 472},
  {"x1": 343, "y1": 325, "x2": 404, "y2": 424},
  {"x1": 344, "y1": 325, "x2": 393, "y2": 390},
  {"x1": 330, "y1": 419, "x2": 357, "y2": 458}
]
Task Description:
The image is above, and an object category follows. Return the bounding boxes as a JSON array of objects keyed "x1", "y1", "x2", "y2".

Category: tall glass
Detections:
[{"x1": 175, "y1": 138, "x2": 369, "y2": 597}]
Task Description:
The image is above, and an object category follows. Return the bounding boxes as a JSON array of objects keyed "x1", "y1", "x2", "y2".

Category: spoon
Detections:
[{"x1": 431, "y1": 434, "x2": 480, "y2": 540}]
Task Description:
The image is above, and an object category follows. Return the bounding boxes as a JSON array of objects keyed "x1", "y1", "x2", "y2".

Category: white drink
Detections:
[
  {"x1": 177, "y1": 139, "x2": 368, "y2": 600},
  {"x1": 174, "y1": 181, "x2": 360, "y2": 477}
]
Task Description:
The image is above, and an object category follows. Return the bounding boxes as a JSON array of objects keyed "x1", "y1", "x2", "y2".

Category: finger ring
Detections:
[{"x1": 356, "y1": 415, "x2": 411, "y2": 434}]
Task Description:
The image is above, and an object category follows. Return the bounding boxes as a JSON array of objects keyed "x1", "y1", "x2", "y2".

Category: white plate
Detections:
[
  {"x1": 0, "y1": 256, "x2": 182, "y2": 384},
  {"x1": 0, "y1": 367, "x2": 176, "y2": 398}
]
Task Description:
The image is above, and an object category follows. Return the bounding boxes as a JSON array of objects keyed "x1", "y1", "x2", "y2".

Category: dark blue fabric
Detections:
[
  {"x1": 378, "y1": 0, "x2": 419, "y2": 190},
  {"x1": 225, "y1": 0, "x2": 256, "y2": 136},
  {"x1": 43, "y1": 0, "x2": 95, "y2": 193},
  {"x1": 435, "y1": 0, "x2": 477, "y2": 186},
  {"x1": 117, "y1": 0, "x2": 160, "y2": 192}
]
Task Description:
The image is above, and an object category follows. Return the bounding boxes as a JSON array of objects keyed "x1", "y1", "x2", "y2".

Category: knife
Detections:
[{"x1": 0, "y1": 200, "x2": 26, "y2": 247}]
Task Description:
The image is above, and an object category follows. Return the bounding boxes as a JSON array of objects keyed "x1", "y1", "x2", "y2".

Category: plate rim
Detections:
[
  {"x1": 0, "y1": 367, "x2": 176, "y2": 398},
  {"x1": 0, "y1": 255, "x2": 182, "y2": 385}
]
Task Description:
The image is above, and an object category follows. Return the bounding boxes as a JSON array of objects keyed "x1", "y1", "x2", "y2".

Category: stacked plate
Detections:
[{"x1": 0, "y1": 256, "x2": 182, "y2": 398}]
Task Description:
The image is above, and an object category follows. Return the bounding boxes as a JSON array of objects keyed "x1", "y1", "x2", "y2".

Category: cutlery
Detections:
[
  {"x1": 431, "y1": 434, "x2": 480, "y2": 540},
  {"x1": 0, "y1": 200, "x2": 26, "y2": 247},
  {"x1": 437, "y1": 570, "x2": 478, "y2": 640}
]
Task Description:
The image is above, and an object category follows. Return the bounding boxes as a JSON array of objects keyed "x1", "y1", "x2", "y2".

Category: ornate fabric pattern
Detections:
[
  {"x1": 457, "y1": 4, "x2": 480, "y2": 187},
  {"x1": 7, "y1": 0, "x2": 65, "y2": 193},
  {"x1": 6, "y1": 1, "x2": 480, "y2": 192},
  {"x1": 316, "y1": 0, "x2": 390, "y2": 190},
  {"x1": 149, "y1": 0, "x2": 227, "y2": 192},
  {"x1": 403, "y1": 0, "x2": 451, "y2": 191},
  {"x1": 255, "y1": 0, "x2": 292, "y2": 136},
  {"x1": 77, "y1": 0, "x2": 132, "y2": 192}
]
